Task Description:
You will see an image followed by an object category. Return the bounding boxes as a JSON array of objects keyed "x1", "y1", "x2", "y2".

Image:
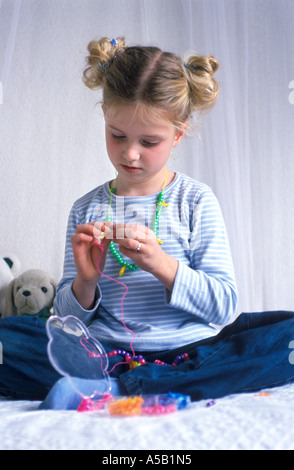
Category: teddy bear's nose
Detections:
[{"x1": 22, "y1": 290, "x2": 31, "y2": 297}]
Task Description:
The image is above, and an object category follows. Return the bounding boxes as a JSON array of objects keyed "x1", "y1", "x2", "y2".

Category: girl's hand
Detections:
[
  {"x1": 71, "y1": 222, "x2": 112, "y2": 309},
  {"x1": 71, "y1": 222, "x2": 113, "y2": 282},
  {"x1": 106, "y1": 223, "x2": 178, "y2": 291}
]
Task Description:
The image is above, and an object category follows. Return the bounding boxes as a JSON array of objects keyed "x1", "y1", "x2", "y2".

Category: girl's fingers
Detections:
[
  {"x1": 71, "y1": 232, "x2": 94, "y2": 244},
  {"x1": 93, "y1": 221, "x2": 113, "y2": 242},
  {"x1": 105, "y1": 223, "x2": 156, "y2": 242},
  {"x1": 72, "y1": 222, "x2": 113, "y2": 245}
]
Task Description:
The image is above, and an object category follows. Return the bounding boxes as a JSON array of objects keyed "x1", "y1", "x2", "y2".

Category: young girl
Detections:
[
  {"x1": 1, "y1": 37, "x2": 292, "y2": 407},
  {"x1": 38, "y1": 37, "x2": 294, "y2": 409}
]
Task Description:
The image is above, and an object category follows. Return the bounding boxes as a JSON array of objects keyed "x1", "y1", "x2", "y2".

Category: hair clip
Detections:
[
  {"x1": 103, "y1": 62, "x2": 111, "y2": 69},
  {"x1": 96, "y1": 61, "x2": 111, "y2": 71},
  {"x1": 96, "y1": 40, "x2": 121, "y2": 72},
  {"x1": 184, "y1": 63, "x2": 205, "y2": 72}
]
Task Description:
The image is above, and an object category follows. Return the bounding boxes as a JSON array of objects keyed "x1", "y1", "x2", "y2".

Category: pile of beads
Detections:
[
  {"x1": 108, "y1": 396, "x2": 144, "y2": 416},
  {"x1": 108, "y1": 349, "x2": 190, "y2": 369},
  {"x1": 168, "y1": 391, "x2": 191, "y2": 410},
  {"x1": 142, "y1": 403, "x2": 177, "y2": 415},
  {"x1": 77, "y1": 394, "x2": 113, "y2": 413}
]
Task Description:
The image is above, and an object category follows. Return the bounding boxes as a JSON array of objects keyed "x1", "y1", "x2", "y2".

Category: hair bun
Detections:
[
  {"x1": 184, "y1": 54, "x2": 219, "y2": 111},
  {"x1": 83, "y1": 37, "x2": 126, "y2": 89}
]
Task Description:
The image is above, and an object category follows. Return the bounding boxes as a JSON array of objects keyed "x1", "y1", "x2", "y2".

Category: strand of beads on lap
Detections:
[
  {"x1": 155, "y1": 353, "x2": 190, "y2": 367},
  {"x1": 107, "y1": 349, "x2": 190, "y2": 369}
]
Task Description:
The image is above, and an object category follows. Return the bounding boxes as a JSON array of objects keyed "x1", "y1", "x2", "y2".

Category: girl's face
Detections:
[{"x1": 104, "y1": 104, "x2": 186, "y2": 194}]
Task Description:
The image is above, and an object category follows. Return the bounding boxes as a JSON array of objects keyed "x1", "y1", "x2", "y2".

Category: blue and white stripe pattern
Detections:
[{"x1": 54, "y1": 173, "x2": 238, "y2": 351}]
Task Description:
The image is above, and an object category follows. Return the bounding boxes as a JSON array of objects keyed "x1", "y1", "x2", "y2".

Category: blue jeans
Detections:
[
  {"x1": 119, "y1": 310, "x2": 294, "y2": 400},
  {"x1": 0, "y1": 316, "x2": 61, "y2": 399},
  {"x1": 1, "y1": 311, "x2": 294, "y2": 404}
]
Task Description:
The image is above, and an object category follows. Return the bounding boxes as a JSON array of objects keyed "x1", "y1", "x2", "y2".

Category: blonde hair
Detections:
[{"x1": 83, "y1": 36, "x2": 219, "y2": 128}]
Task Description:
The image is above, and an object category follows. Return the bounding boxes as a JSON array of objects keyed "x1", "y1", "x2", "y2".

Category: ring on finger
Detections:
[{"x1": 136, "y1": 242, "x2": 142, "y2": 253}]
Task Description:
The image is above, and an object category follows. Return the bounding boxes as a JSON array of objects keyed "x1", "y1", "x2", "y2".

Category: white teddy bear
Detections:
[{"x1": 3, "y1": 269, "x2": 58, "y2": 322}]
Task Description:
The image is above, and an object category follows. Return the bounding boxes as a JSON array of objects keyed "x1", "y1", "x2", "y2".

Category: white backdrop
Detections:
[{"x1": 0, "y1": 0, "x2": 293, "y2": 316}]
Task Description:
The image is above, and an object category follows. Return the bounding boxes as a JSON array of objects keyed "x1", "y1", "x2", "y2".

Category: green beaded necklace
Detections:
[{"x1": 106, "y1": 169, "x2": 169, "y2": 276}]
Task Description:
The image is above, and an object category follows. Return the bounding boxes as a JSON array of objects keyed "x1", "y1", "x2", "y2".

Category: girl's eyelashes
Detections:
[
  {"x1": 111, "y1": 134, "x2": 160, "y2": 147},
  {"x1": 112, "y1": 134, "x2": 126, "y2": 141},
  {"x1": 141, "y1": 140, "x2": 160, "y2": 147}
]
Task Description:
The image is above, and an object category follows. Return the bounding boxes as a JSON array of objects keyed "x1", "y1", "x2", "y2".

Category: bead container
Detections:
[{"x1": 78, "y1": 391, "x2": 191, "y2": 416}]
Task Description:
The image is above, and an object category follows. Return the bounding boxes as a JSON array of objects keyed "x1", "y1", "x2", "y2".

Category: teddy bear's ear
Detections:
[
  {"x1": 2, "y1": 254, "x2": 21, "y2": 277},
  {"x1": 4, "y1": 278, "x2": 17, "y2": 317},
  {"x1": 48, "y1": 276, "x2": 59, "y2": 308},
  {"x1": 50, "y1": 277, "x2": 58, "y2": 294}
]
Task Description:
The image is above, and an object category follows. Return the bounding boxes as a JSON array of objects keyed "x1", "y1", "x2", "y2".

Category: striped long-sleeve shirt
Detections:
[{"x1": 54, "y1": 172, "x2": 238, "y2": 351}]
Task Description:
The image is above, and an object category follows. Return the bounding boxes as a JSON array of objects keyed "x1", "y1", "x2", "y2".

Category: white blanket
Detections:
[{"x1": 1, "y1": 383, "x2": 294, "y2": 450}]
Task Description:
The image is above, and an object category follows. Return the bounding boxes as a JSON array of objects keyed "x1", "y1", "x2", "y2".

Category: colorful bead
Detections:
[
  {"x1": 154, "y1": 359, "x2": 168, "y2": 365},
  {"x1": 125, "y1": 355, "x2": 132, "y2": 364},
  {"x1": 119, "y1": 265, "x2": 126, "y2": 276},
  {"x1": 206, "y1": 400, "x2": 216, "y2": 407},
  {"x1": 129, "y1": 360, "x2": 141, "y2": 370}
]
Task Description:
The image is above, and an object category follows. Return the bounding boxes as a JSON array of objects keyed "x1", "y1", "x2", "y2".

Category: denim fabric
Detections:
[
  {"x1": 120, "y1": 310, "x2": 294, "y2": 401},
  {"x1": 1, "y1": 311, "x2": 294, "y2": 404},
  {"x1": 0, "y1": 316, "x2": 61, "y2": 399}
]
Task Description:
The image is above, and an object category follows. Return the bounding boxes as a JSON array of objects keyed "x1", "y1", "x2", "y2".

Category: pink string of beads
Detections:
[{"x1": 107, "y1": 349, "x2": 190, "y2": 368}]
